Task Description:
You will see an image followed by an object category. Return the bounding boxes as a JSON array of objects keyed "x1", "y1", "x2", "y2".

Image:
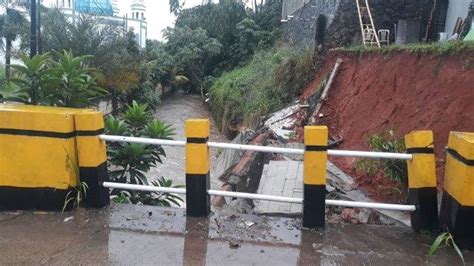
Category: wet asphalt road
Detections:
[{"x1": 1, "y1": 204, "x2": 472, "y2": 265}]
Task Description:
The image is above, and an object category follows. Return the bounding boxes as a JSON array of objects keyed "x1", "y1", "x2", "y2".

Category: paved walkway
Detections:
[{"x1": 1, "y1": 204, "x2": 472, "y2": 265}]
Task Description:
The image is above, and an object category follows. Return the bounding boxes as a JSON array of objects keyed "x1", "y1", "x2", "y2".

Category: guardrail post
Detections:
[
  {"x1": 405, "y1": 131, "x2": 438, "y2": 231},
  {"x1": 303, "y1": 126, "x2": 328, "y2": 228},
  {"x1": 185, "y1": 119, "x2": 211, "y2": 217},
  {"x1": 74, "y1": 112, "x2": 109, "y2": 208},
  {"x1": 440, "y1": 131, "x2": 474, "y2": 248}
]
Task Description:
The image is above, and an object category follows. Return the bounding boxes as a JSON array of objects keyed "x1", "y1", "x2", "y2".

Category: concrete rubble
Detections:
[{"x1": 212, "y1": 101, "x2": 411, "y2": 227}]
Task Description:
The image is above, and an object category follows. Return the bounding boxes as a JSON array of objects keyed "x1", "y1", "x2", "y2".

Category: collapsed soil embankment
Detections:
[{"x1": 300, "y1": 50, "x2": 474, "y2": 194}]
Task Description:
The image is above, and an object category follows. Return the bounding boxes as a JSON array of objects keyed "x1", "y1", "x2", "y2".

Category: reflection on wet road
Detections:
[
  {"x1": 1, "y1": 204, "x2": 473, "y2": 265},
  {"x1": 148, "y1": 92, "x2": 228, "y2": 190}
]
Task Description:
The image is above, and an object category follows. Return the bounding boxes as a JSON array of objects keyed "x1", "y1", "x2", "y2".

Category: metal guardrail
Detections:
[
  {"x1": 100, "y1": 134, "x2": 416, "y2": 213},
  {"x1": 102, "y1": 181, "x2": 416, "y2": 212},
  {"x1": 99, "y1": 135, "x2": 413, "y2": 160}
]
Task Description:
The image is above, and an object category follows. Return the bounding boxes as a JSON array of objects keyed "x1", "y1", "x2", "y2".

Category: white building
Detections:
[
  {"x1": 444, "y1": 0, "x2": 472, "y2": 38},
  {"x1": 42, "y1": 0, "x2": 147, "y2": 48}
]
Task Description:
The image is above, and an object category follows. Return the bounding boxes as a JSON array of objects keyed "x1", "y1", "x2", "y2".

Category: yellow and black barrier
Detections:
[
  {"x1": 440, "y1": 131, "x2": 474, "y2": 247},
  {"x1": 185, "y1": 119, "x2": 211, "y2": 217},
  {"x1": 75, "y1": 111, "x2": 109, "y2": 208},
  {"x1": 303, "y1": 126, "x2": 328, "y2": 228},
  {"x1": 404, "y1": 131, "x2": 438, "y2": 231},
  {"x1": 0, "y1": 105, "x2": 109, "y2": 210}
]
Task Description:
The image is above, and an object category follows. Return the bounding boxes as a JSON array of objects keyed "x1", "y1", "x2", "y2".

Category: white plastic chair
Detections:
[{"x1": 378, "y1": 29, "x2": 390, "y2": 45}]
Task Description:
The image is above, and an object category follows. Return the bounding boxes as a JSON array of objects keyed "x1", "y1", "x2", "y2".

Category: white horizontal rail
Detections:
[
  {"x1": 208, "y1": 190, "x2": 303, "y2": 204},
  {"x1": 208, "y1": 142, "x2": 304, "y2": 155},
  {"x1": 102, "y1": 182, "x2": 186, "y2": 194},
  {"x1": 209, "y1": 190, "x2": 415, "y2": 212},
  {"x1": 99, "y1": 135, "x2": 186, "y2": 147},
  {"x1": 325, "y1": 199, "x2": 416, "y2": 211},
  {"x1": 101, "y1": 182, "x2": 415, "y2": 212},
  {"x1": 99, "y1": 135, "x2": 412, "y2": 160},
  {"x1": 328, "y1": 150, "x2": 412, "y2": 160}
]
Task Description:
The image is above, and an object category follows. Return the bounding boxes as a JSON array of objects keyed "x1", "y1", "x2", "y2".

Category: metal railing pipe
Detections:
[
  {"x1": 99, "y1": 135, "x2": 413, "y2": 160},
  {"x1": 325, "y1": 199, "x2": 416, "y2": 211},
  {"x1": 102, "y1": 182, "x2": 187, "y2": 194},
  {"x1": 207, "y1": 190, "x2": 303, "y2": 204},
  {"x1": 208, "y1": 142, "x2": 304, "y2": 155},
  {"x1": 328, "y1": 150, "x2": 413, "y2": 160},
  {"x1": 101, "y1": 183, "x2": 415, "y2": 212},
  {"x1": 99, "y1": 135, "x2": 186, "y2": 147}
]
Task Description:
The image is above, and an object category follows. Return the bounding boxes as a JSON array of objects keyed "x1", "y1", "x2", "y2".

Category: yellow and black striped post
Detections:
[
  {"x1": 75, "y1": 111, "x2": 109, "y2": 208},
  {"x1": 185, "y1": 119, "x2": 211, "y2": 217},
  {"x1": 405, "y1": 130, "x2": 438, "y2": 231},
  {"x1": 440, "y1": 132, "x2": 474, "y2": 248},
  {"x1": 303, "y1": 126, "x2": 328, "y2": 228},
  {"x1": 0, "y1": 105, "x2": 78, "y2": 210}
]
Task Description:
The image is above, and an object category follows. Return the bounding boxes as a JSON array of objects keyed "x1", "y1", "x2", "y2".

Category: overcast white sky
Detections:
[{"x1": 117, "y1": 0, "x2": 206, "y2": 41}]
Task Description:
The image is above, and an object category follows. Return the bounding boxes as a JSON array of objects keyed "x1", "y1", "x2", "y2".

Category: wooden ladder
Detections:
[{"x1": 356, "y1": 0, "x2": 380, "y2": 47}]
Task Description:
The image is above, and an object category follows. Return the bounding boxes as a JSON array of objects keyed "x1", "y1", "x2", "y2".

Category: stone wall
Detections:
[{"x1": 282, "y1": 0, "x2": 438, "y2": 49}]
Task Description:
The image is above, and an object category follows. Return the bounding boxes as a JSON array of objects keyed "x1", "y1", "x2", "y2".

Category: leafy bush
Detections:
[
  {"x1": 5, "y1": 51, "x2": 106, "y2": 107},
  {"x1": 209, "y1": 47, "x2": 315, "y2": 131},
  {"x1": 105, "y1": 101, "x2": 182, "y2": 207},
  {"x1": 355, "y1": 130, "x2": 408, "y2": 183}
]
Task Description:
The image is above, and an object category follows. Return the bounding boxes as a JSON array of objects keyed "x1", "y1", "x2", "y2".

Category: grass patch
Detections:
[
  {"x1": 209, "y1": 46, "x2": 316, "y2": 131},
  {"x1": 341, "y1": 41, "x2": 474, "y2": 56}
]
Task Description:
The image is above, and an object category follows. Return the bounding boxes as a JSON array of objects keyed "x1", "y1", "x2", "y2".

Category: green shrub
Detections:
[
  {"x1": 209, "y1": 47, "x2": 315, "y2": 130},
  {"x1": 105, "y1": 101, "x2": 181, "y2": 207},
  {"x1": 355, "y1": 130, "x2": 408, "y2": 183}
]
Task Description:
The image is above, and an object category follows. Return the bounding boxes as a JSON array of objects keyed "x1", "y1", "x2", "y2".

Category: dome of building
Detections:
[{"x1": 74, "y1": 0, "x2": 114, "y2": 16}]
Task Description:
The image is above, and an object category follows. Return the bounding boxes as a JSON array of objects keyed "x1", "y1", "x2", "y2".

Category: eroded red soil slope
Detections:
[{"x1": 300, "y1": 51, "x2": 474, "y2": 197}]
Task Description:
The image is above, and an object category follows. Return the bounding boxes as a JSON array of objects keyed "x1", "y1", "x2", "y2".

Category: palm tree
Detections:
[{"x1": 0, "y1": 0, "x2": 28, "y2": 80}]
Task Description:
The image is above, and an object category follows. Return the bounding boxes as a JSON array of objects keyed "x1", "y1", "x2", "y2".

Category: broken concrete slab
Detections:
[
  {"x1": 254, "y1": 160, "x2": 411, "y2": 227},
  {"x1": 264, "y1": 104, "x2": 301, "y2": 140}
]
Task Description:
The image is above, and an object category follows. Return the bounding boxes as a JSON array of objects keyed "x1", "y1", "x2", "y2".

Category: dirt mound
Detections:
[{"x1": 300, "y1": 50, "x2": 474, "y2": 195}]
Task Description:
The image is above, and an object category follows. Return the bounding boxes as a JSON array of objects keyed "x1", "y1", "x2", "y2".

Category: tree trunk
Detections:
[
  {"x1": 5, "y1": 38, "x2": 12, "y2": 80},
  {"x1": 111, "y1": 89, "x2": 119, "y2": 115},
  {"x1": 37, "y1": 0, "x2": 42, "y2": 54},
  {"x1": 30, "y1": 0, "x2": 37, "y2": 57}
]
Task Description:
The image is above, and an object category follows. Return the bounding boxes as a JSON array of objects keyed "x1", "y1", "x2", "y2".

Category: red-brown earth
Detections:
[{"x1": 298, "y1": 50, "x2": 474, "y2": 202}]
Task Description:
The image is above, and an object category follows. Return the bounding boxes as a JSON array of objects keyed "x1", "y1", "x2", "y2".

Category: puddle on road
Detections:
[{"x1": 2, "y1": 204, "x2": 473, "y2": 265}]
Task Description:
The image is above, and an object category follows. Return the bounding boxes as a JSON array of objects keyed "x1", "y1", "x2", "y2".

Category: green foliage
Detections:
[
  {"x1": 169, "y1": 0, "x2": 182, "y2": 15},
  {"x1": 123, "y1": 100, "x2": 153, "y2": 134},
  {"x1": 209, "y1": 47, "x2": 315, "y2": 130},
  {"x1": 161, "y1": 0, "x2": 283, "y2": 92},
  {"x1": 355, "y1": 159, "x2": 378, "y2": 177},
  {"x1": 41, "y1": 10, "x2": 150, "y2": 112},
  {"x1": 63, "y1": 181, "x2": 89, "y2": 212},
  {"x1": 0, "y1": 0, "x2": 29, "y2": 79},
  {"x1": 106, "y1": 102, "x2": 181, "y2": 206},
  {"x1": 343, "y1": 41, "x2": 474, "y2": 56},
  {"x1": 428, "y1": 231, "x2": 465, "y2": 265},
  {"x1": 8, "y1": 53, "x2": 50, "y2": 105},
  {"x1": 134, "y1": 177, "x2": 184, "y2": 207},
  {"x1": 163, "y1": 26, "x2": 222, "y2": 91},
  {"x1": 144, "y1": 120, "x2": 175, "y2": 139},
  {"x1": 47, "y1": 50, "x2": 107, "y2": 107},
  {"x1": 62, "y1": 152, "x2": 88, "y2": 212},
  {"x1": 355, "y1": 130, "x2": 408, "y2": 183},
  {"x1": 7, "y1": 51, "x2": 106, "y2": 107}
]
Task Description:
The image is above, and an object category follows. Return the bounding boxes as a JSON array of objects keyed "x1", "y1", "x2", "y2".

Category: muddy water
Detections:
[
  {"x1": 2, "y1": 205, "x2": 473, "y2": 265},
  {"x1": 147, "y1": 91, "x2": 228, "y2": 189}
]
